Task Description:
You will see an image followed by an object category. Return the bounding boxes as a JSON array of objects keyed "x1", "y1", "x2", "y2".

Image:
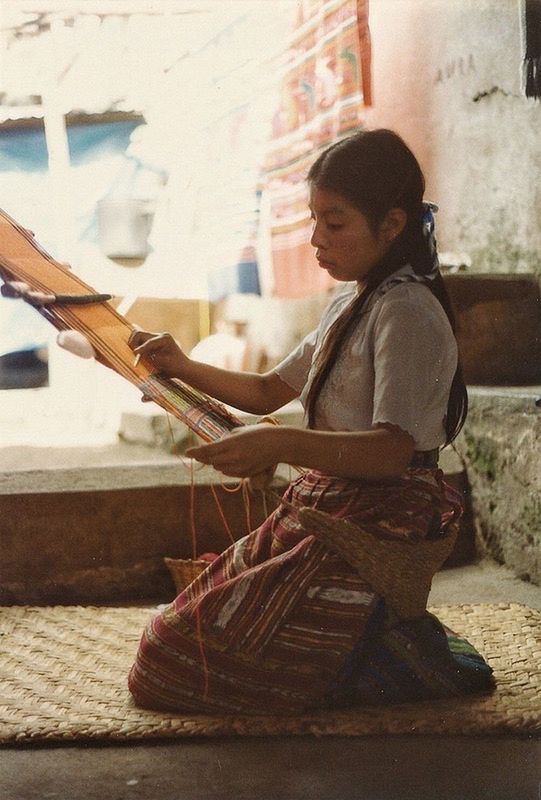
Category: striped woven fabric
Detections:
[
  {"x1": 138, "y1": 374, "x2": 240, "y2": 441},
  {"x1": 260, "y1": 0, "x2": 372, "y2": 297},
  {"x1": 128, "y1": 468, "x2": 493, "y2": 715}
]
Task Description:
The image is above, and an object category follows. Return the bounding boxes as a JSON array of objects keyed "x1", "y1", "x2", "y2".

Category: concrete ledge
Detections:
[
  {"x1": 0, "y1": 483, "x2": 279, "y2": 604},
  {"x1": 0, "y1": 444, "x2": 293, "y2": 495},
  {"x1": 454, "y1": 385, "x2": 541, "y2": 585},
  {"x1": 0, "y1": 395, "x2": 496, "y2": 604},
  {"x1": 460, "y1": 384, "x2": 541, "y2": 411},
  {"x1": 0, "y1": 401, "x2": 305, "y2": 495}
]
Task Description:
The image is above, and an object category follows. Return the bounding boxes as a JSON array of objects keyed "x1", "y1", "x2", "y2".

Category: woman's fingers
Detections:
[
  {"x1": 1, "y1": 280, "x2": 55, "y2": 305},
  {"x1": 186, "y1": 434, "x2": 239, "y2": 458},
  {"x1": 129, "y1": 330, "x2": 175, "y2": 358},
  {"x1": 186, "y1": 442, "x2": 227, "y2": 465},
  {"x1": 186, "y1": 432, "x2": 274, "y2": 479},
  {"x1": 134, "y1": 336, "x2": 168, "y2": 356},
  {"x1": 1, "y1": 281, "x2": 27, "y2": 298},
  {"x1": 128, "y1": 330, "x2": 185, "y2": 379},
  {"x1": 129, "y1": 331, "x2": 166, "y2": 370},
  {"x1": 128, "y1": 329, "x2": 157, "y2": 350}
]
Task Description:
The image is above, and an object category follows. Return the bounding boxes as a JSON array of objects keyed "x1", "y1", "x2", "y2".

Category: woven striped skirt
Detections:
[{"x1": 128, "y1": 469, "x2": 493, "y2": 714}]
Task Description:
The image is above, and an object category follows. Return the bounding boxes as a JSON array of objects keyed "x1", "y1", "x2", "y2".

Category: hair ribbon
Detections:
[{"x1": 421, "y1": 201, "x2": 440, "y2": 279}]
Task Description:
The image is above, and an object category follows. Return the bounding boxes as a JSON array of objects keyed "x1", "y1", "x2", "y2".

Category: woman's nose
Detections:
[{"x1": 310, "y1": 221, "x2": 326, "y2": 249}]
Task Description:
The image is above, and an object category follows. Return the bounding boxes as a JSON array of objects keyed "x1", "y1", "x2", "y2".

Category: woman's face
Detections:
[{"x1": 309, "y1": 186, "x2": 391, "y2": 286}]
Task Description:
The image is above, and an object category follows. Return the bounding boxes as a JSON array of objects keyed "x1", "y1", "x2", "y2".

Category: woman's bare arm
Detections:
[
  {"x1": 128, "y1": 330, "x2": 298, "y2": 415},
  {"x1": 175, "y1": 360, "x2": 297, "y2": 415},
  {"x1": 187, "y1": 422, "x2": 416, "y2": 481}
]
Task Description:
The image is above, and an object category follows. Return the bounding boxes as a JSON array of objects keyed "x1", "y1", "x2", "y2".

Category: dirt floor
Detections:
[
  {"x1": 1, "y1": 560, "x2": 540, "y2": 800},
  {"x1": 1, "y1": 735, "x2": 539, "y2": 800}
]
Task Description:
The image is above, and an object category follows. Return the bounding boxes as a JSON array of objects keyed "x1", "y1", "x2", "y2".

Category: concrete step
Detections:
[{"x1": 0, "y1": 439, "x2": 476, "y2": 605}]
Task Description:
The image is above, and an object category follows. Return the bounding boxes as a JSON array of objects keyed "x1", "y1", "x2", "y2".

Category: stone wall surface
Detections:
[
  {"x1": 454, "y1": 388, "x2": 541, "y2": 584},
  {"x1": 364, "y1": 0, "x2": 541, "y2": 273}
]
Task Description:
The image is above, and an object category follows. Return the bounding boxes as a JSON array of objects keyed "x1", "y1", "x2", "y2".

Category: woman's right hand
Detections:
[{"x1": 128, "y1": 329, "x2": 190, "y2": 379}]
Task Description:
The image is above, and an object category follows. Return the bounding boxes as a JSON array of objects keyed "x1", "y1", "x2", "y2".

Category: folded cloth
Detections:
[{"x1": 327, "y1": 600, "x2": 495, "y2": 708}]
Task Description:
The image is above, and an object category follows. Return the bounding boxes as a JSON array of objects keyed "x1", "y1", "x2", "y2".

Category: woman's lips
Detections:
[{"x1": 317, "y1": 258, "x2": 335, "y2": 270}]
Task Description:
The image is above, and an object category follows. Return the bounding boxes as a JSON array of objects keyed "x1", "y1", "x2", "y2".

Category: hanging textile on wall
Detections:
[
  {"x1": 523, "y1": 0, "x2": 541, "y2": 99},
  {"x1": 260, "y1": 0, "x2": 371, "y2": 298}
]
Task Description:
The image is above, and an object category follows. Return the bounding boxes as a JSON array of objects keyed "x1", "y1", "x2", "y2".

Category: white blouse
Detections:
[{"x1": 274, "y1": 266, "x2": 458, "y2": 450}]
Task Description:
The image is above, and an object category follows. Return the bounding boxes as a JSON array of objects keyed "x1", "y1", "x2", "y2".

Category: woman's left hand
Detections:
[
  {"x1": 1, "y1": 280, "x2": 55, "y2": 306},
  {"x1": 186, "y1": 424, "x2": 283, "y2": 479}
]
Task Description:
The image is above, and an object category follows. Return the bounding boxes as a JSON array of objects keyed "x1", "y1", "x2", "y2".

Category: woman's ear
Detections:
[{"x1": 381, "y1": 208, "x2": 407, "y2": 243}]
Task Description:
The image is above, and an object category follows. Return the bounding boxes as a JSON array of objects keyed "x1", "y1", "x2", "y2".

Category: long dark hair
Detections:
[{"x1": 305, "y1": 129, "x2": 467, "y2": 445}]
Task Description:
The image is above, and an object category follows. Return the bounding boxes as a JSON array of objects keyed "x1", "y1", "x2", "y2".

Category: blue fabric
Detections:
[
  {"x1": 0, "y1": 120, "x2": 143, "y2": 174},
  {"x1": 0, "y1": 119, "x2": 145, "y2": 357},
  {"x1": 207, "y1": 260, "x2": 261, "y2": 303},
  {"x1": 327, "y1": 602, "x2": 495, "y2": 708},
  {"x1": 421, "y1": 201, "x2": 440, "y2": 280}
]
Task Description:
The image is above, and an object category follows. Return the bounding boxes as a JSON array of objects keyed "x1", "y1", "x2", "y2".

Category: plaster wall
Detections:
[{"x1": 364, "y1": 0, "x2": 541, "y2": 272}]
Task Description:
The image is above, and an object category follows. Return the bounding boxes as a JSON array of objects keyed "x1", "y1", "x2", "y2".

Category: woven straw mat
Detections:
[{"x1": 0, "y1": 603, "x2": 539, "y2": 744}]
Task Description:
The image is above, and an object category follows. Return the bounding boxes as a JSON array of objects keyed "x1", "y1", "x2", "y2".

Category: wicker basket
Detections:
[
  {"x1": 163, "y1": 557, "x2": 209, "y2": 594},
  {"x1": 297, "y1": 506, "x2": 458, "y2": 619}
]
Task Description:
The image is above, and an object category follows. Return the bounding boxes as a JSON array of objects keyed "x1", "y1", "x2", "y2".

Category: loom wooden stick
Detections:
[{"x1": 0, "y1": 208, "x2": 243, "y2": 442}]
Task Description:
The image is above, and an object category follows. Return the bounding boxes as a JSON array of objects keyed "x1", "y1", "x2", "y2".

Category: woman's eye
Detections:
[{"x1": 309, "y1": 215, "x2": 343, "y2": 231}]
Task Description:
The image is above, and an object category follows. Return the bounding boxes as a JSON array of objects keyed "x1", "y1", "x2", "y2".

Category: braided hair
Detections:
[{"x1": 305, "y1": 129, "x2": 467, "y2": 445}]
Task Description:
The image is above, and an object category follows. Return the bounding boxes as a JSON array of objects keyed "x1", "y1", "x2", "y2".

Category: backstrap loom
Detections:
[{"x1": 0, "y1": 208, "x2": 242, "y2": 442}]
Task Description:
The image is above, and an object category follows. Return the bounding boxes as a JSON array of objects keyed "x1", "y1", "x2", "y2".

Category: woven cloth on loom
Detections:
[
  {"x1": 0, "y1": 603, "x2": 539, "y2": 744},
  {"x1": 0, "y1": 208, "x2": 242, "y2": 442}
]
